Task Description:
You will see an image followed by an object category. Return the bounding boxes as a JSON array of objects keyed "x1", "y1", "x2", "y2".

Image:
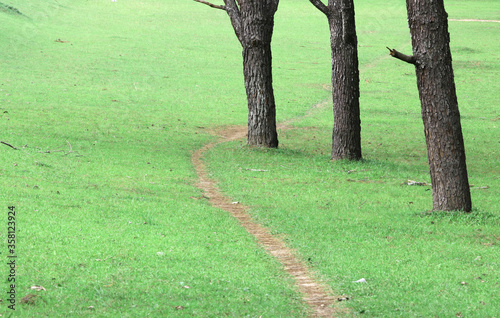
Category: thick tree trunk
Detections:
[
  {"x1": 243, "y1": 44, "x2": 278, "y2": 147},
  {"x1": 328, "y1": 0, "x2": 361, "y2": 160},
  {"x1": 406, "y1": 0, "x2": 471, "y2": 211},
  {"x1": 239, "y1": 1, "x2": 278, "y2": 147},
  {"x1": 230, "y1": 0, "x2": 279, "y2": 147}
]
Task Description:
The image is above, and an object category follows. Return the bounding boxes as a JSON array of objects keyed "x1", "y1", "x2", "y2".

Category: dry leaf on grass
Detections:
[{"x1": 20, "y1": 294, "x2": 39, "y2": 305}]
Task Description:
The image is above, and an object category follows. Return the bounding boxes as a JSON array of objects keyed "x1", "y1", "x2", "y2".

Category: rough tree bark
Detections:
[
  {"x1": 194, "y1": 0, "x2": 279, "y2": 147},
  {"x1": 310, "y1": 0, "x2": 362, "y2": 160},
  {"x1": 388, "y1": 0, "x2": 472, "y2": 212}
]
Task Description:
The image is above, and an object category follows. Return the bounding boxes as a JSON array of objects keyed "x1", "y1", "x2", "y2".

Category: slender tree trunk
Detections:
[
  {"x1": 404, "y1": 0, "x2": 471, "y2": 211},
  {"x1": 310, "y1": 0, "x2": 362, "y2": 160},
  {"x1": 195, "y1": 0, "x2": 279, "y2": 148}
]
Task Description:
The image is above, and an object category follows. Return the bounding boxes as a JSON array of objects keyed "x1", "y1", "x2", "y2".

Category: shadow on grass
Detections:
[
  {"x1": 233, "y1": 141, "x2": 423, "y2": 174},
  {"x1": 0, "y1": 2, "x2": 24, "y2": 16},
  {"x1": 416, "y1": 209, "x2": 500, "y2": 226}
]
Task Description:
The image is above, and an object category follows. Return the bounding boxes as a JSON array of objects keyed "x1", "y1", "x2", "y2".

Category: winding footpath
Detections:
[
  {"x1": 449, "y1": 18, "x2": 500, "y2": 23},
  {"x1": 190, "y1": 18, "x2": 496, "y2": 315},
  {"x1": 191, "y1": 119, "x2": 344, "y2": 317}
]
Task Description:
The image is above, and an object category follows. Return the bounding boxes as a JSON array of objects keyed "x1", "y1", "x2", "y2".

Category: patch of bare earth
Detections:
[
  {"x1": 192, "y1": 124, "x2": 345, "y2": 317},
  {"x1": 449, "y1": 18, "x2": 500, "y2": 23}
]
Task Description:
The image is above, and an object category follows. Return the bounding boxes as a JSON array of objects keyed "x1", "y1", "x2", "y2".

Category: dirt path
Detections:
[
  {"x1": 191, "y1": 121, "x2": 343, "y2": 317},
  {"x1": 449, "y1": 18, "x2": 500, "y2": 23},
  {"x1": 190, "y1": 17, "x2": 497, "y2": 313}
]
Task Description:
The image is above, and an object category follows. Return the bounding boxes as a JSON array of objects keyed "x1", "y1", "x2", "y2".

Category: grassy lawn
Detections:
[{"x1": 1, "y1": 0, "x2": 498, "y2": 317}]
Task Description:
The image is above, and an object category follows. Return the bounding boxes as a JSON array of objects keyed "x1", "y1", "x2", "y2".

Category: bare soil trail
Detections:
[
  {"x1": 449, "y1": 19, "x2": 500, "y2": 23},
  {"x1": 190, "y1": 17, "x2": 496, "y2": 314},
  {"x1": 191, "y1": 103, "x2": 345, "y2": 317}
]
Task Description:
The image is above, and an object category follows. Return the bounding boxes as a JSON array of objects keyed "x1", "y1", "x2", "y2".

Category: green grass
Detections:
[
  {"x1": 1, "y1": 0, "x2": 499, "y2": 317},
  {"x1": 206, "y1": 1, "x2": 500, "y2": 317},
  {"x1": 0, "y1": 0, "x2": 310, "y2": 316}
]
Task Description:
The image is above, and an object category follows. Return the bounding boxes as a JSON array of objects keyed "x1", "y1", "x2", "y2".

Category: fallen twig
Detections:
[
  {"x1": 63, "y1": 140, "x2": 73, "y2": 156},
  {"x1": 1, "y1": 141, "x2": 17, "y2": 150},
  {"x1": 36, "y1": 140, "x2": 74, "y2": 155}
]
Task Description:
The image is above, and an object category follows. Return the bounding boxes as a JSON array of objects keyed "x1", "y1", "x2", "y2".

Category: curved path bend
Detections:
[
  {"x1": 192, "y1": 119, "x2": 344, "y2": 317},
  {"x1": 191, "y1": 19, "x2": 495, "y2": 313}
]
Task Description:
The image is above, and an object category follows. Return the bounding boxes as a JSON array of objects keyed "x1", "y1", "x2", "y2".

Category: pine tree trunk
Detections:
[
  {"x1": 328, "y1": 0, "x2": 362, "y2": 160},
  {"x1": 406, "y1": 0, "x2": 471, "y2": 211},
  {"x1": 239, "y1": 1, "x2": 279, "y2": 148},
  {"x1": 242, "y1": 43, "x2": 278, "y2": 148},
  {"x1": 195, "y1": 0, "x2": 279, "y2": 148}
]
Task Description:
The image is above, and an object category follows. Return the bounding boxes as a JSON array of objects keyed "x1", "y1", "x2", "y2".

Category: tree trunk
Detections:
[
  {"x1": 328, "y1": 0, "x2": 361, "y2": 160},
  {"x1": 309, "y1": 0, "x2": 362, "y2": 160},
  {"x1": 243, "y1": 43, "x2": 278, "y2": 147},
  {"x1": 239, "y1": 1, "x2": 278, "y2": 148},
  {"x1": 406, "y1": 0, "x2": 471, "y2": 211},
  {"x1": 194, "y1": 0, "x2": 279, "y2": 148}
]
